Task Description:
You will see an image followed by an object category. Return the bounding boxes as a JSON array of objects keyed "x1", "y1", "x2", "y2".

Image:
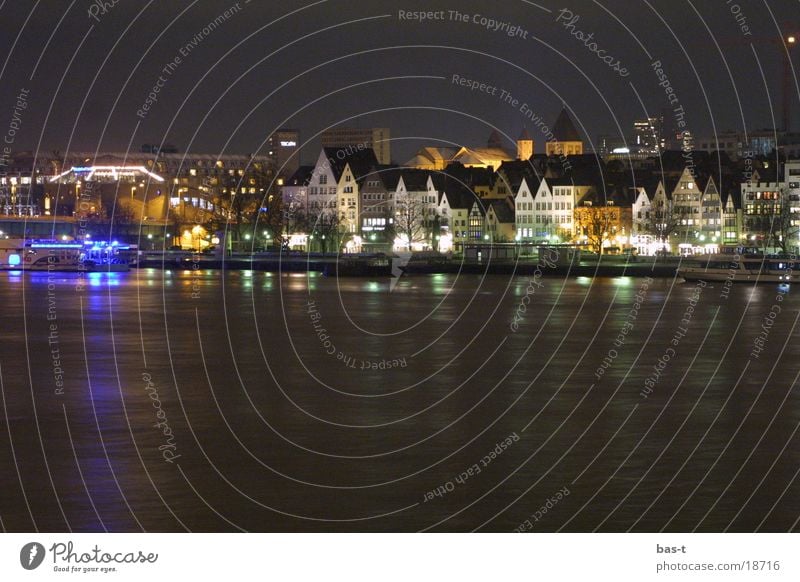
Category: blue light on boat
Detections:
[
  {"x1": 30, "y1": 243, "x2": 83, "y2": 249},
  {"x1": 8, "y1": 254, "x2": 20, "y2": 266}
]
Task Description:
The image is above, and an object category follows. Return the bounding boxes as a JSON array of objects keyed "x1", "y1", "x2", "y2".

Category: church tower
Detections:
[
  {"x1": 546, "y1": 108, "x2": 583, "y2": 156},
  {"x1": 517, "y1": 127, "x2": 534, "y2": 160}
]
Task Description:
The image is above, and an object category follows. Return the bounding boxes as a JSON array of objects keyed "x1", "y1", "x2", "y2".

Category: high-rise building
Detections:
[
  {"x1": 633, "y1": 118, "x2": 661, "y2": 152},
  {"x1": 321, "y1": 127, "x2": 391, "y2": 165},
  {"x1": 267, "y1": 128, "x2": 300, "y2": 180}
]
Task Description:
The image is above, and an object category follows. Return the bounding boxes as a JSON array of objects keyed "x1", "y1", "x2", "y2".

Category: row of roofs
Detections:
[{"x1": 285, "y1": 144, "x2": 779, "y2": 211}]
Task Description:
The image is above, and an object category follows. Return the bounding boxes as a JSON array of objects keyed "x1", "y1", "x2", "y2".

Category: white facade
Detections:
[
  {"x1": 307, "y1": 150, "x2": 338, "y2": 217},
  {"x1": 337, "y1": 163, "x2": 360, "y2": 234},
  {"x1": 533, "y1": 178, "x2": 584, "y2": 240},
  {"x1": 514, "y1": 177, "x2": 535, "y2": 241}
]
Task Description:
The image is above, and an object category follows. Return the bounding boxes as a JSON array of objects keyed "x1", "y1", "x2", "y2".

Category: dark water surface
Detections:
[{"x1": 1, "y1": 268, "x2": 798, "y2": 532}]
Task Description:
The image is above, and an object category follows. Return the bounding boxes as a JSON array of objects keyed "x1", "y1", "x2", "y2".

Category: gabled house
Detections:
[
  {"x1": 670, "y1": 166, "x2": 703, "y2": 234},
  {"x1": 485, "y1": 199, "x2": 516, "y2": 242},
  {"x1": 394, "y1": 169, "x2": 433, "y2": 250},
  {"x1": 359, "y1": 165, "x2": 401, "y2": 245},
  {"x1": 496, "y1": 160, "x2": 541, "y2": 242},
  {"x1": 330, "y1": 147, "x2": 379, "y2": 235},
  {"x1": 574, "y1": 186, "x2": 633, "y2": 253},
  {"x1": 281, "y1": 165, "x2": 313, "y2": 214},
  {"x1": 533, "y1": 177, "x2": 591, "y2": 241},
  {"x1": 436, "y1": 177, "x2": 478, "y2": 252},
  {"x1": 514, "y1": 177, "x2": 537, "y2": 241},
  {"x1": 722, "y1": 190, "x2": 742, "y2": 246},
  {"x1": 700, "y1": 176, "x2": 723, "y2": 244},
  {"x1": 306, "y1": 149, "x2": 338, "y2": 217}
]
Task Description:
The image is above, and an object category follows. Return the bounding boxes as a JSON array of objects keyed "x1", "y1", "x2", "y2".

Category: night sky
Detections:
[{"x1": 0, "y1": 0, "x2": 798, "y2": 164}]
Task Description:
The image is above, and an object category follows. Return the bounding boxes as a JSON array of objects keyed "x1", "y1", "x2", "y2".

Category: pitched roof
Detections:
[
  {"x1": 552, "y1": 108, "x2": 581, "y2": 142},
  {"x1": 322, "y1": 147, "x2": 378, "y2": 181},
  {"x1": 488, "y1": 199, "x2": 515, "y2": 223},
  {"x1": 496, "y1": 160, "x2": 542, "y2": 193},
  {"x1": 435, "y1": 171, "x2": 479, "y2": 210},
  {"x1": 397, "y1": 168, "x2": 430, "y2": 191},
  {"x1": 440, "y1": 162, "x2": 496, "y2": 189},
  {"x1": 361, "y1": 165, "x2": 402, "y2": 191},
  {"x1": 579, "y1": 184, "x2": 632, "y2": 207},
  {"x1": 286, "y1": 165, "x2": 314, "y2": 186}
]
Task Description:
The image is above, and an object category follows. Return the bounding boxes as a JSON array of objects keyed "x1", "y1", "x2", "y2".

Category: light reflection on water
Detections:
[{"x1": 0, "y1": 270, "x2": 798, "y2": 532}]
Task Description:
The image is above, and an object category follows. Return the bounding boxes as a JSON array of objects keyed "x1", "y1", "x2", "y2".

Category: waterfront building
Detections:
[
  {"x1": 359, "y1": 166, "x2": 401, "y2": 247},
  {"x1": 485, "y1": 199, "x2": 516, "y2": 242},
  {"x1": 722, "y1": 191, "x2": 743, "y2": 246},
  {"x1": 533, "y1": 177, "x2": 591, "y2": 241}
]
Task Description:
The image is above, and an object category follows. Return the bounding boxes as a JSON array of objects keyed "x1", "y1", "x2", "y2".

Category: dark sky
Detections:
[{"x1": 1, "y1": 0, "x2": 798, "y2": 165}]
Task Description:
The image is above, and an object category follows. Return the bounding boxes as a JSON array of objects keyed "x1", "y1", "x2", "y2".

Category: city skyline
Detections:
[{"x1": 4, "y1": 1, "x2": 800, "y2": 569}]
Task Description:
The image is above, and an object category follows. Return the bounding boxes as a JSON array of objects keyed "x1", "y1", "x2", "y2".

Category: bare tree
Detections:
[
  {"x1": 307, "y1": 210, "x2": 341, "y2": 253},
  {"x1": 646, "y1": 202, "x2": 683, "y2": 243},
  {"x1": 575, "y1": 204, "x2": 616, "y2": 254},
  {"x1": 750, "y1": 198, "x2": 800, "y2": 254},
  {"x1": 393, "y1": 193, "x2": 429, "y2": 250},
  {"x1": 772, "y1": 200, "x2": 799, "y2": 254}
]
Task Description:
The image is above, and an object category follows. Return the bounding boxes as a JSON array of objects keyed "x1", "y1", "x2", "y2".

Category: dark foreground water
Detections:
[{"x1": 1, "y1": 268, "x2": 799, "y2": 532}]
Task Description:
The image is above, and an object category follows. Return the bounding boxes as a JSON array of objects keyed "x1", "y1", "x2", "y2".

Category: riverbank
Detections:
[{"x1": 135, "y1": 251, "x2": 682, "y2": 278}]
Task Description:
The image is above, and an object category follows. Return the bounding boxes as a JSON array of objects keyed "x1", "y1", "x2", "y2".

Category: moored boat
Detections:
[
  {"x1": 678, "y1": 246, "x2": 796, "y2": 283},
  {"x1": 0, "y1": 238, "x2": 134, "y2": 272}
]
